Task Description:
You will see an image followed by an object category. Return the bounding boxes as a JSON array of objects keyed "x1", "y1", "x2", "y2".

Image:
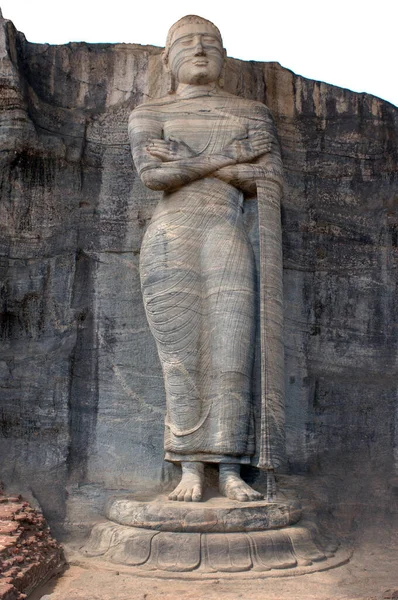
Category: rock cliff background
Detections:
[{"x1": 0, "y1": 13, "x2": 397, "y2": 539}]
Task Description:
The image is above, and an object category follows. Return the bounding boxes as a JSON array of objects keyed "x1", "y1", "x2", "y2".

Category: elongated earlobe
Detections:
[
  {"x1": 218, "y1": 61, "x2": 226, "y2": 89},
  {"x1": 218, "y1": 49, "x2": 227, "y2": 88},
  {"x1": 162, "y1": 51, "x2": 175, "y2": 94},
  {"x1": 167, "y1": 72, "x2": 176, "y2": 94}
]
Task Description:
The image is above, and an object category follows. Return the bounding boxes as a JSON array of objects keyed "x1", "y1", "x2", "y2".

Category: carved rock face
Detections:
[{"x1": 0, "y1": 10, "x2": 397, "y2": 538}]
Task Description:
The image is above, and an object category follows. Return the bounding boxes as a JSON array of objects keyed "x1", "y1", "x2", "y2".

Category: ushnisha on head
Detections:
[{"x1": 162, "y1": 15, "x2": 227, "y2": 92}]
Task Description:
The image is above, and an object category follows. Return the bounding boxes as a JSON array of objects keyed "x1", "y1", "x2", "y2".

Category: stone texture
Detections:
[
  {"x1": 130, "y1": 17, "x2": 285, "y2": 481},
  {"x1": 0, "y1": 490, "x2": 64, "y2": 599},
  {"x1": 23, "y1": 541, "x2": 398, "y2": 600},
  {"x1": 105, "y1": 494, "x2": 301, "y2": 532},
  {"x1": 0, "y1": 11, "x2": 396, "y2": 541},
  {"x1": 82, "y1": 517, "x2": 344, "y2": 574}
]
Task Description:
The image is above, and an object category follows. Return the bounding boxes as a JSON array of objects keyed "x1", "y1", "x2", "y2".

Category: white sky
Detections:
[{"x1": 1, "y1": 0, "x2": 397, "y2": 107}]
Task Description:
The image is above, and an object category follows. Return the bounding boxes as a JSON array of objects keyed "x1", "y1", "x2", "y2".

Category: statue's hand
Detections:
[
  {"x1": 146, "y1": 137, "x2": 196, "y2": 162},
  {"x1": 223, "y1": 132, "x2": 272, "y2": 163},
  {"x1": 213, "y1": 165, "x2": 237, "y2": 183}
]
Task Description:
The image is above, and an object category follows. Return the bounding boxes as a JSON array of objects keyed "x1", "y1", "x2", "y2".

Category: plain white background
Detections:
[{"x1": 1, "y1": 0, "x2": 397, "y2": 107}]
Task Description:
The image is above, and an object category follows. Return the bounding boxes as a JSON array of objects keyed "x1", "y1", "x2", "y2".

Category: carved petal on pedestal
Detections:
[
  {"x1": 107, "y1": 527, "x2": 157, "y2": 566},
  {"x1": 249, "y1": 530, "x2": 297, "y2": 570},
  {"x1": 287, "y1": 526, "x2": 326, "y2": 565},
  {"x1": 300, "y1": 519, "x2": 339, "y2": 556},
  {"x1": 82, "y1": 520, "x2": 347, "y2": 574},
  {"x1": 204, "y1": 533, "x2": 252, "y2": 572},
  {"x1": 83, "y1": 522, "x2": 121, "y2": 557},
  {"x1": 151, "y1": 532, "x2": 201, "y2": 572}
]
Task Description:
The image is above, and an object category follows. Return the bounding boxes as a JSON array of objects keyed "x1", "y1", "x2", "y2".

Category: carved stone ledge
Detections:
[
  {"x1": 82, "y1": 496, "x2": 348, "y2": 575},
  {"x1": 106, "y1": 495, "x2": 302, "y2": 533}
]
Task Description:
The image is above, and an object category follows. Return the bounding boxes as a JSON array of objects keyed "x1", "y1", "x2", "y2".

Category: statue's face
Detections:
[{"x1": 166, "y1": 22, "x2": 225, "y2": 86}]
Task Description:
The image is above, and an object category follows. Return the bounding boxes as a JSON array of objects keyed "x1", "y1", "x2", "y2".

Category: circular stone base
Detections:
[
  {"x1": 106, "y1": 494, "x2": 302, "y2": 533},
  {"x1": 82, "y1": 519, "x2": 347, "y2": 575}
]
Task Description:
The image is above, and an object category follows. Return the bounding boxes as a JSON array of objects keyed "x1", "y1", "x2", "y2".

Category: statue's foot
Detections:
[
  {"x1": 219, "y1": 464, "x2": 263, "y2": 502},
  {"x1": 168, "y1": 461, "x2": 205, "y2": 502}
]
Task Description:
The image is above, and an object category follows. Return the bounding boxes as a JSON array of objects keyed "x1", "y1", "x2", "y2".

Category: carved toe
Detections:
[
  {"x1": 191, "y1": 486, "x2": 202, "y2": 502},
  {"x1": 177, "y1": 488, "x2": 186, "y2": 501}
]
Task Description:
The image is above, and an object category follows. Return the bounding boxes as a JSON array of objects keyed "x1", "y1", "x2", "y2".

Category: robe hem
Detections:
[{"x1": 164, "y1": 452, "x2": 252, "y2": 464}]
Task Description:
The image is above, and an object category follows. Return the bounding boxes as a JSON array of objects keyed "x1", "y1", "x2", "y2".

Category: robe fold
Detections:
[{"x1": 129, "y1": 90, "x2": 285, "y2": 469}]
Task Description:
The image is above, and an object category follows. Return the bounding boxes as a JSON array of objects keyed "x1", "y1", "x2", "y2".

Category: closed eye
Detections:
[
  {"x1": 203, "y1": 36, "x2": 219, "y2": 44},
  {"x1": 180, "y1": 37, "x2": 194, "y2": 46}
]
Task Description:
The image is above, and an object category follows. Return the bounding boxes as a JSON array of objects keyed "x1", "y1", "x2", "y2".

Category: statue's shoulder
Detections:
[
  {"x1": 218, "y1": 91, "x2": 273, "y2": 119},
  {"x1": 238, "y1": 97, "x2": 273, "y2": 119},
  {"x1": 130, "y1": 95, "x2": 174, "y2": 118},
  {"x1": 249, "y1": 100, "x2": 274, "y2": 124}
]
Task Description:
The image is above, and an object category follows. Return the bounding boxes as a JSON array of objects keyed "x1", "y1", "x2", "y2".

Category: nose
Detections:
[{"x1": 193, "y1": 35, "x2": 206, "y2": 56}]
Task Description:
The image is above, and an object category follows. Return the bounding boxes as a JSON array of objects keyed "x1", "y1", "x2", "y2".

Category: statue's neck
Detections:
[{"x1": 176, "y1": 82, "x2": 219, "y2": 99}]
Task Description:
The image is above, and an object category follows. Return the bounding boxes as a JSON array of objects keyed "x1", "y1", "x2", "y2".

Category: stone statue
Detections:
[
  {"x1": 84, "y1": 15, "x2": 345, "y2": 575},
  {"x1": 129, "y1": 15, "x2": 285, "y2": 503}
]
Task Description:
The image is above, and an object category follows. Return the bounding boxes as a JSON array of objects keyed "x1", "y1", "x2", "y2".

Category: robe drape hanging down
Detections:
[{"x1": 130, "y1": 92, "x2": 285, "y2": 470}]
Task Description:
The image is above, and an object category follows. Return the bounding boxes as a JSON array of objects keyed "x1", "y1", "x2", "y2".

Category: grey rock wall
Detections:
[{"x1": 0, "y1": 14, "x2": 397, "y2": 535}]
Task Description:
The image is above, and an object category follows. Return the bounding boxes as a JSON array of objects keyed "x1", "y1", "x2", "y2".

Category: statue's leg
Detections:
[
  {"x1": 168, "y1": 461, "x2": 205, "y2": 502},
  {"x1": 201, "y1": 218, "x2": 256, "y2": 457},
  {"x1": 219, "y1": 464, "x2": 263, "y2": 502}
]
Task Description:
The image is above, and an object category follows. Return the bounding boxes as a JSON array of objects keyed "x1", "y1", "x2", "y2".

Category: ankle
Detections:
[
  {"x1": 181, "y1": 461, "x2": 205, "y2": 477},
  {"x1": 219, "y1": 463, "x2": 240, "y2": 478}
]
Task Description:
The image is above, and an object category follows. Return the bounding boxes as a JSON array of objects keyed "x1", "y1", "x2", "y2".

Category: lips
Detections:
[{"x1": 193, "y1": 60, "x2": 209, "y2": 66}]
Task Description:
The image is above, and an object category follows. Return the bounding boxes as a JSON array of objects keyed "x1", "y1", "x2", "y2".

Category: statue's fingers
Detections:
[
  {"x1": 252, "y1": 133, "x2": 273, "y2": 145},
  {"x1": 152, "y1": 146, "x2": 172, "y2": 154},
  {"x1": 150, "y1": 142, "x2": 170, "y2": 151},
  {"x1": 147, "y1": 149, "x2": 168, "y2": 159},
  {"x1": 252, "y1": 141, "x2": 272, "y2": 152},
  {"x1": 251, "y1": 136, "x2": 267, "y2": 145},
  {"x1": 252, "y1": 136, "x2": 270, "y2": 146},
  {"x1": 250, "y1": 144, "x2": 265, "y2": 153}
]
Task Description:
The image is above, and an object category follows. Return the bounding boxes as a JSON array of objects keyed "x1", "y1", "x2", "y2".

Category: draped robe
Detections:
[{"x1": 129, "y1": 88, "x2": 284, "y2": 468}]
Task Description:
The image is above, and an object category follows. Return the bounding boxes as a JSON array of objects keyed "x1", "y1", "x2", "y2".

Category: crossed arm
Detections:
[{"x1": 129, "y1": 104, "x2": 283, "y2": 195}]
